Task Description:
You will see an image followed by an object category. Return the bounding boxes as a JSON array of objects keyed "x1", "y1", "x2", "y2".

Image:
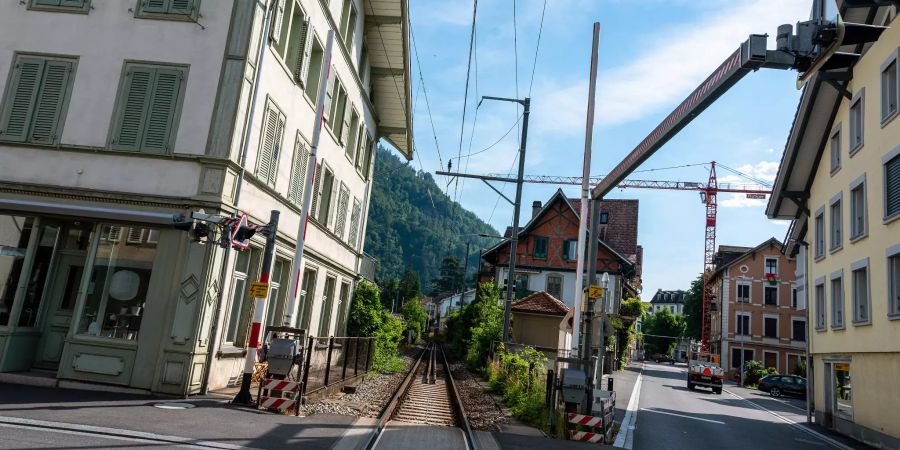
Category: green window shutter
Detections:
[
  {"x1": 142, "y1": 0, "x2": 170, "y2": 14},
  {"x1": 323, "y1": 72, "x2": 336, "y2": 126},
  {"x1": 111, "y1": 67, "x2": 153, "y2": 151},
  {"x1": 271, "y1": 111, "x2": 285, "y2": 184},
  {"x1": 310, "y1": 161, "x2": 323, "y2": 218},
  {"x1": 335, "y1": 184, "x2": 349, "y2": 239},
  {"x1": 60, "y1": 0, "x2": 86, "y2": 7},
  {"x1": 887, "y1": 155, "x2": 900, "y2": 217},
  {"x1": 142, "y1": 67, "x2": 183, "y2": 153},
  {"x1": 294, "y1": 20, "x2": 310, "y2": 83},
  {"x1": 326, "y1": 176, "x2": 339, "y2": 229},
  {"x1": 289, "y1": 139, "x2": 309, "y2": 203},
  {"x1": 168, "y1": 0, "x2": 194, "y2": 15},
  {"x1": 348, "y1": 198, "x2": 361, "y2": 248},
  {"x1": 270, "y1": 0, "x2": 285, "y2": 43},
  {"x1": 257, "y1": 105, "x2": 277, "y2": 184},
  {"x1": 29, "y1": 60, "x2": 73, "y2": 144},
  {"x1": 33, "y1": 0, "x2": 63, "y2": 6},
  {"x1": 0, "y1": 57, "x2": 44, "y2": 142},
  {"x1": 339, "y1": 101, "x2": 351, "y2": 145},
  {"x1": 562, "y1": 240, "x2": 570, "y2": 260}
]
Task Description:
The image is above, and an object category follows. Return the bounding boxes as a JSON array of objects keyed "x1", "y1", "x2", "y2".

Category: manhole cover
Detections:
[{"x1": 154, "y1": 402, "x2": 196, "y2": 410}]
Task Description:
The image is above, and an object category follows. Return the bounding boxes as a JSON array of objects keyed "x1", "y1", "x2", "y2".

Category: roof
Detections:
[
  {"x1": 650, "y1": 290, "x2": 686, "y2": 304},
  {"x1": 364, "y1": 0, "x2": 413, "y2": 160},
  {"x1": 511, "y1": 291, "x2": 570, "y2": 316},
  {"x1": 711, "y1": 237, "x2": 784, "y2": 278}
]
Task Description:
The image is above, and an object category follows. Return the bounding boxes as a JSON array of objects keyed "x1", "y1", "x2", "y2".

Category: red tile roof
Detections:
[{"x1": 511, "y1": 291, "x2": 570, "y2": 316}]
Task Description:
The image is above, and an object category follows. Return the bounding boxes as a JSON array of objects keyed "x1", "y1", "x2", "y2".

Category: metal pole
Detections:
[
  {"x1": 573, "y1": 22, "x2": 601, "y2": 358},
  {"x1": 583, "y1": 198, "x2": 601, "y2": 414},
  {"x1": 233, "y1": 210, "x2": 280, "y2": 405},
  {"x1": 803, "y1": 242, "x2": 812, "y2": 423},
  {"x1": 502, "y1": 98, "x2": 530, "y2": 343},
  {"x1": 285, "y1": 31, "x2": 336, "y2": 327},
  {"x1": 462, "y1": 242, "x2": 470, "y2": 297}
]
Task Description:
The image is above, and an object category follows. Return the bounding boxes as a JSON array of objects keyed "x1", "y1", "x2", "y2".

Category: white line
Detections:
[
  {"x1": 0, "y1": 415, "x2": 260, "y2": 450},
  {"x1": 723, "y1": 389, "x2": 854, "y2": 450},
  {"x1": 638, "y1": 408, "x2": 725, "y2": 425},
  {"x1": 613, "y1": 363, "x2": 643, "y2": 449}
]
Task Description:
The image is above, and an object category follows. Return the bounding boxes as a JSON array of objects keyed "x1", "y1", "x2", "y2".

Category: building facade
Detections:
[
  {"x1": 649, "y1": 289, "x2": 685, "y2": 315},
  {"x1": 0, "y1": 0, "x2": 411, "y2": 395},
  {"x1": 707, "y1": 239, "x2": 804, "y2": 377},
  {"x1": 767, "y1": 3, "x2": 899, "y2": 446}
]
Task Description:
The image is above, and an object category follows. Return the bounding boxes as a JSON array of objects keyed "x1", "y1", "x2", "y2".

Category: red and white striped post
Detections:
[{"x1": 232, "y1": 209, "x2": 279, "y2": 405}]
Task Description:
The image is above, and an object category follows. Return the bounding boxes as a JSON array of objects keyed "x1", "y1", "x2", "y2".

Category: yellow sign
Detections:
[
  {"x1": 588, "y1": 285, "x2": 605, "y2": 299},
  {"x1": 249, "y1": 282, "x2": 270, "y2": 298}
]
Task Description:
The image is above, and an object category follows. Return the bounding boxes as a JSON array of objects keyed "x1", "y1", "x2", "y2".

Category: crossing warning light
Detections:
[{"x1": 231, "y1": 214, "x2": 255, "y2": 249}]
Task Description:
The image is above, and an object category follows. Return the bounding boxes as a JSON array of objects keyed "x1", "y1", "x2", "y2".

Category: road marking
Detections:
[
  {"x1": 638, "y1": 408, "x2": 725, "y2": 425},
  {"x1": 613, "y1": 363, "x2": 643, "y2": 449},
  {"x1": 0, "y1": 415, "x2": 259, "y2": 449},
  {"x1": 723, "y1": 389, "x2": 854, "y2": 450}
]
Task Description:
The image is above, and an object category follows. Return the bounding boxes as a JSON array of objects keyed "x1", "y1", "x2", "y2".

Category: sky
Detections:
[{"x1": 405, "y1": 0, "x2": 817, "y2": 301}]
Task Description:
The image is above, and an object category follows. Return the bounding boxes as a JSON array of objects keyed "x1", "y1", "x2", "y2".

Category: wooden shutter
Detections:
[
  {"x1": 335, "y1": 184, "x2": 349, "y2": 239},
  {"x1": 257, "y1": 104, "x2": 279, "y2": 185},
  {"x1": 270, "y1": 0, "x2": 286, "y2": 44},
  {"x1": 0, "y1": 57, "x2": 44, "y2": 142},
  {"x1": 29, "y1": 60, "x2": 72, "y2": 144},
  {"x1": 294, "y1": 20, "x2": 310, "y2": 84},
  {"x1": 271, "y1": 111, "x2": 285, "y2": 184},
  {"x1": 326, "y1": 175, "x2": 339, "y2": 229},
  {"x1": 887, "y1": 155, "x2": 900, "y2": 217},
  {"x1": 142, "y1": 68, "x2": 182, "y2": 153},
  {"x1": 355, "y1": 131, "x2": 366, "y2": 169},
  {"x1": 340, "y1": 104, "x2": 351, "y2": 145},
  {"x1": 298, "y1": 22, "x2": 314, "y2": 85},
  {"x1": 111, "y1": 67, "x2": 153, "y2": 151},
  {"x1": 310, "y1": 161, "x2": 323, "y2": 218},
  {"x1": 142, "y1": 0, "x2": 170, "y2": 14},
  {"x1": 348, "y1": 198, "x2": 361, "y2": 247},
  {"x1": 323, "y1": 71, "x2": 336, "y2": 126},
  {"x1": 289, "y1": 138, "x2": 310, "y2": 203},
  {"x1": 168, "y1": 0, "x2": 194, "y2": 15}
]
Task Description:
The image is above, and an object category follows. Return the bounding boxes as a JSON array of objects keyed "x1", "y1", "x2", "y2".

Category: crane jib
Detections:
[{"x1": 592, "y1": 34, "x2": 773, "y2": 200}]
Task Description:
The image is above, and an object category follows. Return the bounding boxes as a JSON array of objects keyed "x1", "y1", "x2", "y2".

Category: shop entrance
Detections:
[{"x1": 33, "y1": 252, "x2": 85, "y2": 370}]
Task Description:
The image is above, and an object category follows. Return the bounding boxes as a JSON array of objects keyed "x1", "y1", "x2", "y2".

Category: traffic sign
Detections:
[
  {"x1": 231, "y1": 214, "x2": 251, "y2": 249},
  {"x1": 249, "y1": 282, "x2": 269, "y2": 298},
  {"x1": 588, "y1": 285, "x2": 605, "y2": 299}
]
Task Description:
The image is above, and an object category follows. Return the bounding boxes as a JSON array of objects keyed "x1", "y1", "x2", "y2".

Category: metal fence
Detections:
[{"x1": 300, "y1": 336, "x2": 373, "y2": 401}]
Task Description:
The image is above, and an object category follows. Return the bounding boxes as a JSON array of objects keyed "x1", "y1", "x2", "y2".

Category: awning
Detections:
[{"x1": 0, "y1": 198, "x2": 181, "y2": 225}]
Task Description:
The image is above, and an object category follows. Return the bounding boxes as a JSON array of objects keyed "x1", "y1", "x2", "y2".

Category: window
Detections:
[
  {"x1": 736, "y1": 312, "x2": 750, "y2": 335},
  {"x1": 882, "y1": 53, "x2": 898, "y2": 122},
  {"x1": 110, "y1": 64, "x2": 186, "y2": 154},
  {"x1": 0, "y1": 55, "x2": 75, "y2": 145},
  {"x1": 0, "y1": 216, "x2": 36, "y2": 326},
  {"x1": 137, "y1": 0, "x2": 198, "y2": 18},
  {"x1": 792, "y1": 288, "x2": 798, "y2": 309},
  {"x1": 546, "y1": 274, "x2": 562, "y2": 300},
  {"x1": 815, "y1": 208, "x2": 825, "y2": 259},
  {"x1": 360, "y1": 134, "x2": 374, "y2": 179},
  {"x1": 271, "y1": 0, "x2": 310, "y2": 84},
  {"x1": 764, "y1": 286, "x2": 778, "y2": 306},
  {"x1": 885, "y1": 150, "x2": 900, "y2": 220},
  {"x1": 297, "y1": 267, "x2": 317, "y2": 330},
  {"x1": 312, "y1": 162, "x2": 335, "y2": 224},
  {"x1": 792, "y1": 319, "x2": 806, "y2": 341},
  {"x1": 562, "y1": 239, "x2": 578, "y2": 261},
  {"x1": 736, "y1": 282, "x2": 750, "y2": 303},
  {"x1": 849, "y1": 90, "x2": 864, "y2": 153},
  {"x1": 888, "y1": 248, "x2": 900, "y2": 317},
  {"x1": 78, "y1": 225, "x2": 161, "y2": 341},
  {"x1": 334, "y1": 281, "x2": 351, "y2": 336},
  {"x1": 731, "y1": 348, "x2": 754, "y2": 369},
  {"x1": 831, "y1": 272, "x2": 844, "y2": 329},
  {"x1": 850, "y1": 175, "x2": 867, "y2": 240},
  {"x1": 533, "y1": 237, "x2": 548, "y2": 259},
  {"x1": 265, "y1": 260, "x2": 287, "y2": 327},
  {"x1": 358, "y1": 44, "x2": 368, "y2": 80},
  {"x1": 765, "y1": 258, "x2": 778, "y2": 276},
  {"x1": 256, "y1": 100, "x2": 285, "y2": 187},
  {"x1": 304, "y1": 37, "x2": 325, "y2": 104},
  {"x1": 833, "y1": 363, "x2": 852, "y2": 419},
  {"x1": 346, "y1": 109, "x2": 360, "y2": 162},
  {"x1": 334, "y1": 183, "x2": 350, "y2": 238},
  {"x1": 347, "y1": 198, "x2": 362, "y2": 248},
  {"x1": 851, "y1": 259, "x2": 870, "y2": 324},
  {"x1": 830, "y1": 126, "x2": 841, "y2": 173},
  {"x1": 339, "y1": 0, "x2": 357, "y2": 51},
  {"x1": 815, "y1": 280, "x2": 826, "y2": 330},
  {"x1": 224, "y1": 249, "x2": 258, "y2": 345},
  {"x1": 29, "y1": 0, "x2": 90, "y2": 12},
  {"x1": 325, "y1": 75, "x2": 348, "y2": 142},
  {"x1": 764, "y1": 316, "x2": 778, "y2": 338},
  {"x1": 288, "y1": 133, "x2": 310, "y2": 204},
  {"x1": 599, "y1": 212, "x2": 609, "y2": 224},
  {"x1": 317, "y1": 275, "x2": 337, "y2": 337},
  {"x1": 830, "y1": 194, "x2": 842, "y2": 251},
  {"x1": 17, "y1": 223, "x2": 58, "y2": 328}
]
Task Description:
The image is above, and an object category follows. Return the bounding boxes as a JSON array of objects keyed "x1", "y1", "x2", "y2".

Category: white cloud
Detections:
[{"x1": 718, "y1": 160, "x2": 779, "y2": 208}]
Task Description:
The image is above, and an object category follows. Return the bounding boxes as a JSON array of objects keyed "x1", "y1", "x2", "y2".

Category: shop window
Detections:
[
  {"x1": 833, "y1": 363, "x2": 852, "y2": 419},
  {"x1": 0, "y1": 216, "x2": 36, "y2": 326},
  {"x1": 17, "y1": 224, "x2": 59, "y2": 327},
  {"x1": 546, "y1": 274, "x2": 562, "y2": 300},
  {"x1": 224, "y1": 248, "x2": 260, "y2": 346},
  {"x1": 77, "y1": 225, "x2": 160, "y2": 341}
]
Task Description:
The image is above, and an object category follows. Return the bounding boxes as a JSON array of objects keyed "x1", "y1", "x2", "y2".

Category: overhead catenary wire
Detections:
[
  {"x1": 453, "y1": 0, "x2": 479, "y2": 203},
  {"x1": 409, "y1": 21, "x2": 444, "y2": 176},
  {"x1": 527, "y1": 0, "x2": 548, "y2": 96}
]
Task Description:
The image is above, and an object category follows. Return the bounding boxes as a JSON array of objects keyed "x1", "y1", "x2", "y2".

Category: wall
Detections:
[{"x1": 511, "y1": 312, "x2": 564, "y2": 350}]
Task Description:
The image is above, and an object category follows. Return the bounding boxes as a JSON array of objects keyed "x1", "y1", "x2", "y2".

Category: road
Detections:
[{"x1": 627, "y1": 362, "x2": 861, "y2": 450}]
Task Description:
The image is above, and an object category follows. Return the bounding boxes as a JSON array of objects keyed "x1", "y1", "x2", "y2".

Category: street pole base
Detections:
[{"x1": 231, "y1": 373, "x2": 254, "y2": 405}]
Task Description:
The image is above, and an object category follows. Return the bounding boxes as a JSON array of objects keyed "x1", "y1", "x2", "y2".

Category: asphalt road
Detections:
[{"x1": 630, "y1": 362, "x2": 859, "y2": 450}]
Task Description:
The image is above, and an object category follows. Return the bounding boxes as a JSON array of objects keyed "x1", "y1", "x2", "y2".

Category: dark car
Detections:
[
  {"x1": 758, "y1": 375, "x2": 807, "y2": 398},
  {"x1": 652, "y1": 353, "x2": 675, "y2": 364}
]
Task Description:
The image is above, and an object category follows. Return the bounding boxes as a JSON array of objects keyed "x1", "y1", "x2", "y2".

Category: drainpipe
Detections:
[
  {"x1": 803, "y1": 241, "x2": 812, "y2": 424},
  {"x1": 200, "y1": 0, "x2": 274, "y2": 395}
]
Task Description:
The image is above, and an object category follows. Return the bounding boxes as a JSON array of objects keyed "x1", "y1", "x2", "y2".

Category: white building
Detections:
[
  {"x1": 649, "y1": 289, "x2": 686, "y2": 315},
  {"x1": 0, "y1": 0, "x2": 411, "y2": 395}
]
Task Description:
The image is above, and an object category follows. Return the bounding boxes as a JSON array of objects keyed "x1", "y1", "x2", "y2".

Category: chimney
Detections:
[{"x1": 532, "y1": 201, "x2": 542, "y2": 218}]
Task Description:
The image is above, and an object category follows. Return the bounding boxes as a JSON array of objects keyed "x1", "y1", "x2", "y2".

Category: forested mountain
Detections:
[{"x1": 364, "y1": 146, "x2": 499, "y2": 291}]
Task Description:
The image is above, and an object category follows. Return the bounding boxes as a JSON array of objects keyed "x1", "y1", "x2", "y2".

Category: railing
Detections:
[
  {"x1": 300, "y1": 336, "x2": 374, "y2": 403},
  {"x1": 360, "y1": 253, "x2": 378, "y2": 282}
]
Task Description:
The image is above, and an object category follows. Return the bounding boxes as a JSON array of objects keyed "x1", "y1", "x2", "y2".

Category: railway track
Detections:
[{"x1": 362, "y1": 343, "x2": 479, "y2": 450}]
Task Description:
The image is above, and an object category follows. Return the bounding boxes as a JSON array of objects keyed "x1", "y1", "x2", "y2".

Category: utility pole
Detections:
[
  {"x1": 583, "y1": 198, "x2": 602, "y2": 414},
  {"x1": 233, "y1": 210, "x2": 280, "y2": 405},
  {"x1": 574, "y1": 22, "x2": 602, "y2": 358},
  {"x1": 461, "y1": 242, "x2": 470, "y2": 299}
]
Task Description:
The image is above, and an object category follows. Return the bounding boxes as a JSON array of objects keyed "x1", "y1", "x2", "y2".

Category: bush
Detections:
[
  {"x1": 742, "y1": 360, "x2": 770, "y2": 386},
  {"x1": 487, "y1": 345, "x2": 548, "y2": 429},
  {"x1": 465, "y1": 283, "x2": 503, "y2": 367},
  {"x1": 348, "y1": 280, "x2": 407, "y2": 373},
  {"x1": 401, "y1": 298, "x2": 427, "y2": 343},
  {"x1": 373, "y1": 313, "x2": 406, "y2": 372}
]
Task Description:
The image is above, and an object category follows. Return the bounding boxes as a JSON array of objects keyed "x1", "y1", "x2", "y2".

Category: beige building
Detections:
[
  {"x1": 708, "y1": 239, "x2": 805, "y2": 379},
  {"x1": 510, "y1": 291, "x2": 569, "y2": 353},
  {"x1": 767, "y1": 3, "x2": 899, "y2": 447}
]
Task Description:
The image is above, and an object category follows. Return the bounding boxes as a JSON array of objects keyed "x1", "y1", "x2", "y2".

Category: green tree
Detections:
[
  {"x1": 683, "y1": 274, "x2": 704, "y2": 340},
  {"x1": 379, "y1": 278, "x2": 401, "y2": 312},
  {"x1": 465, "y1": 282, "x2": 503, "y2": 366},
  {"x1": 402, "y1": 298, "x2": 427, "y2": 342},
  {"x1": 398, "y1": 266, "x2": 421, "y2": 304},
  {"x1": 431, "y1": 256, "x2": 464, "y2": 295},
  {"x1": 642, "y1": 308, "x2": 686, "y2": 356},
  {"x1": 347, "y1": 280, "x2": 384, "y2": 337}
]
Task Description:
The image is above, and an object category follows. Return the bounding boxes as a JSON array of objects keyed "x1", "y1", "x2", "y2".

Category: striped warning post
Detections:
[
  {"x1": 569, "y1": 430, "x2": 604, "y2": 443},
  {"x1": 261, "y1": 379, "x2": 300, "y2": 392},
  {"x1": 567, "y1": 413, "x2": 603, "y2": 428},
  {"x1": 258, "y1": 396, "x2": 296, "y2": 410}
]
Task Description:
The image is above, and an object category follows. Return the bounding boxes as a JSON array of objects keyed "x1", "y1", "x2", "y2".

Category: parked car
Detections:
[
  {"x1": 652, "y1": 353, "x2": 675, "y2": 364},
  {"x1": 758, "y1": 375, "x2": 807, "y2": 398}
]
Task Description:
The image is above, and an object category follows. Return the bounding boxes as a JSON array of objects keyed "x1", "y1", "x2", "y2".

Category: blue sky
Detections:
[{"x1": 405, "y1": 0, "x2": 815, "y2": 300}]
